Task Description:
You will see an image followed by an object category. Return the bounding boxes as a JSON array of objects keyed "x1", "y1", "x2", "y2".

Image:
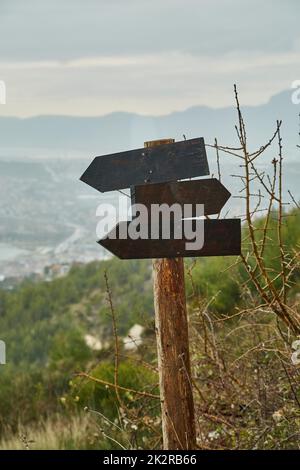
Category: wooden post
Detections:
[{"x1": 145, "y1": 138, "x2": 196, "y2": 450}]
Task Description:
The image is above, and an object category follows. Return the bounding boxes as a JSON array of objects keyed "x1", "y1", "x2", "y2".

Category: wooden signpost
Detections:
[{"x1": 80, "y1": 137, "x2": 241, "y2": 450}]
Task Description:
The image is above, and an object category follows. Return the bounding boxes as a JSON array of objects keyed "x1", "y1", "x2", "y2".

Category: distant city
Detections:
[
  {"x1": 1, "y1": 90, "x2": 300, "y2": 288},
  {"x1": 0, "y1": 157, "x2": 117, "y2": 288}
]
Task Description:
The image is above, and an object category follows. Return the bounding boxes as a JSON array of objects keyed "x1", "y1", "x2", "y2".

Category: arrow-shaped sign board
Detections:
[
  {"x1": 131, "y1": 178, "x2": 231, "y2": 216},
  {"x1": 80, "y1": 137, "x2": 209, "y2": 192},
  {"x1": 99, "y1": 219, "x2": 241, "y2": 259}
]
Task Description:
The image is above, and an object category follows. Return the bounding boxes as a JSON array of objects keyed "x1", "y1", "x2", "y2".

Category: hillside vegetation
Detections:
[{"x1": 1, "y1": 206, "x2": 300, "y2": 449}]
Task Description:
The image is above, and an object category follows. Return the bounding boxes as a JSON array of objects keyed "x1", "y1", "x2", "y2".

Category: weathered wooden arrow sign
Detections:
[
  {"x1": 98, "y1": 219, "x2": 241, "y2": 259},
  {"x1": 80, "y1": 137, "x2": 209, "y2": 192},
  {"x1": 131, "y1": 178, "x2": 231, "y2": 217}
]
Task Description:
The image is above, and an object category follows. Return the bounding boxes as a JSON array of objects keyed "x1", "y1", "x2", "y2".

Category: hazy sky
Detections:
[{"x1": 0, "y1": 0, "x2": 299, "y2": 117}]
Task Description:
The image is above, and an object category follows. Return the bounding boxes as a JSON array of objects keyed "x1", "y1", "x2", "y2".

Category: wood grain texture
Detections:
[
  {"x1": 98, "y1": 219, "x2": 241, "y2": 259},
  {"x1": 80, "y1": 137, "x2": 209, "y2": 192},
  {"x1": 153, "y1": 257, "x2": 196, "y2": 450},
  {"x1": 131, "y1": 178, "x2": 231, "y2": 216}
]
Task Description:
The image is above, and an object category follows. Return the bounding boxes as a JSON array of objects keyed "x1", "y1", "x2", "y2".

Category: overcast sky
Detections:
[{"x1": 0, "y1": 0, "x2": 299, "y2": 117}]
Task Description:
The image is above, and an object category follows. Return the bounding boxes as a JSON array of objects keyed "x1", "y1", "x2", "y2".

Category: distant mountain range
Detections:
[
  {"x1": 0, "y1": 89, "x2": 299, "y2": 161},
  {"x1": 1, "y1": 89, "x2": 300, "y2": 278}
]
